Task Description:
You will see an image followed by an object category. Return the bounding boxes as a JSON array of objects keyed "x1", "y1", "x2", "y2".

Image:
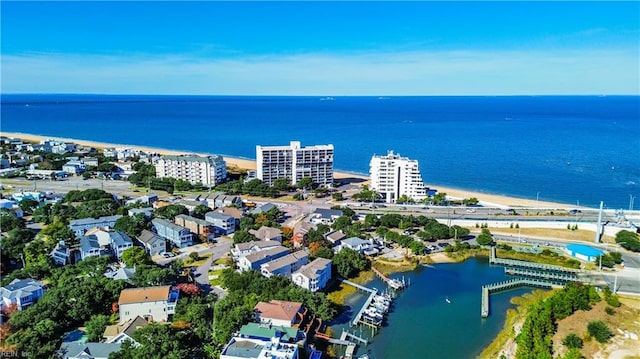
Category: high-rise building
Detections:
[
  {"x1": 369, "y1": 150, "x2": 427, "y2": 203},
  {"x1": 155, "y1": 154, "x2": 227, "y2": 187},
  {"x1": 256, "y1": 141, "x2": 334, "y2": 186}
]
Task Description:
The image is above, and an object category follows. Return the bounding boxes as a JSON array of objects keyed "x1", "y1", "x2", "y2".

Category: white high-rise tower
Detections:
[{"x1": 369, "y1": 150, "x2": 427, "y2": 203}]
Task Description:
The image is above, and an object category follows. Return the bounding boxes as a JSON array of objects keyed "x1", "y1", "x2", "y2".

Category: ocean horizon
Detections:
[{"x1": 2, "y1": 94, "x2": 639, "y2": 209}]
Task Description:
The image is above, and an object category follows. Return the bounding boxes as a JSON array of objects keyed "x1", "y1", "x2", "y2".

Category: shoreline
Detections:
[{"x1": 1, "y1": 131, "x2": 576, "y2": 208}]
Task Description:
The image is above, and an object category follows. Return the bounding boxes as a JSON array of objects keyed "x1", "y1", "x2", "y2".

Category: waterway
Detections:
[{"x1": 328, "y1": 257, "x2": 536, "y2": 358}]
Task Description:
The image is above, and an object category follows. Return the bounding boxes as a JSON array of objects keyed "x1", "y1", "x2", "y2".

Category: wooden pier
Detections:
[
  {"x1": 481, "y1": 247, "x2": 583, "y2": 317},
  {"x1": 371, "y1": 266, "x2": 405, "y2": 290}
]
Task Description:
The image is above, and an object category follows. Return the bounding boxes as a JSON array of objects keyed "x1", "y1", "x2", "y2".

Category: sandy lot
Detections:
[{"x1": 3, "y1": 131, "x2": 574, "y2": 208}]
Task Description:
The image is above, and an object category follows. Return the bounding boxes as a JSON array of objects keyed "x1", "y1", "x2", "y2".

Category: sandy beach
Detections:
[{"x1": 1, "y1": 131, "x2": 574, "y2": 208}]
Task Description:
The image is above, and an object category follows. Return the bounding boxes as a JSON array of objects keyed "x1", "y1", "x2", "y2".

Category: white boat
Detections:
[
  {"x1": 446, "y1": 297, "x2": 451, "y2": 304},
  {"x1": 388, "y1": 279, "x2": 404, "y2": 290}
]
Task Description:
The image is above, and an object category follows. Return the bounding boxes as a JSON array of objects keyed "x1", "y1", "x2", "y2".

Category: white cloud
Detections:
[{"x1": 2, "y1": 48, "x2": 638, "y2": 95}]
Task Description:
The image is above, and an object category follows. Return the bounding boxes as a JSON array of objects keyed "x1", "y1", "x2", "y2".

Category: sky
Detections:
[{"x1": 1, "y1": 1, "x2": 639, "y2": 95}]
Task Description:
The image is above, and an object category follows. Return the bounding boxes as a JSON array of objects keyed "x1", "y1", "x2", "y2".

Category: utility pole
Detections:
[{"x1": 595, "y1": 201, "x2": 603, "y2": 243}]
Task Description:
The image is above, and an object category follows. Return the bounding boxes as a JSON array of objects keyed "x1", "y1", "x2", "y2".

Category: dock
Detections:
[
  {"x1": 481, "y1": 247, "x2": 583, "y2": 317},
  {"x1": 371, "y1": 266, "x2": 406, "y2": 290}
]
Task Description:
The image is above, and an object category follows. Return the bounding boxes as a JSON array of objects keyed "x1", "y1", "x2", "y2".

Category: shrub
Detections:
[
  {"x1": 587, "y1": 321, "x2": 613, "y2": 343},
  {"x1": 562, "y1": 333, "x2": 583, "y2": 349},
  {"x1": 604, "y1": 307, "x2": 615, "y2": 315},
  {"x1": 189, "y1": 252, "x2": 200, "y2": 261}
]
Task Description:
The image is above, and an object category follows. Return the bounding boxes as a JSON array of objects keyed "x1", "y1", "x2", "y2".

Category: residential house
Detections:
[
  {"x1": 310, "y1": 208, "x2": 343, "y2": 224},
  {"x1": 174, "y1": 214, "x2": 214, "y2": 239},
  {"x1": 177, "y1": 198, "x2": 210, "y2": 213},
  {"x1": 62, "y1": 159, "x2": 87, "y2": 175},
  {"x1": 82, "y1": 157, "x2": 100, "y2": 167},
  {"x1": 0, "y1": 278, "x2": 45, "y2": 311},
  {"x1": 292, "y1": 221, "x2": 316, "y2": 248},
  {"x1": 103, "y1": 315, "x2": 148, "y2": 344},
  {"x1": 127, "y1": 207, "x2": 154, "y2": 218},
  {"x1": 250, "y1": 203, "x2": 277, "y2": 215},
  {"x1": 254, "y1": 300, "x2": 303, "y2": 327},
  {"x1": 339, "y1": 237, "x2": 373, "y2": 254},
  {"x1": 152, "y1": 218, "x2": 193, "y2": 248},
  {"x1": 69, "y1": 215, "x2": 122, "y2": 237},
  {"x1": 231, "y1": 240, "x2": 283, "y2": 260},
  {"x1": 220, "y1": 337, "x2": 299, "y2": 359},
  {"x1": 104, "y1": 266, "x2": 136, "y2": 284},
  {"x1": 324, "y1": 230, "x2": 346, "y2": 247},
  {"x1": 0, "y1": 199, "x2": 24, "y2": 218},
  {"x1": 249, "y1": 226, "x2": 282, "y2": 243},
  {"x1": 50, "y1": 240, "x2": 72, "y2": 266},
  {"x1": 237, "y1": 246, "x2": 290, "y2": 272},
  {"x1": 292, "y1": 258, "x2": 332, "y2": 292},
  {"x1": 209, "y1": 192, "x2": 243, "y2": 209},
  {"x1": 137, "y1": 229, "x2": 166, "y2": 256},
  {"x1": 118, "y1": 285, "x2": 179, "y2": 324},
  {"x1": 237, "y1": 322, "x2": 306, "y2": 345},
  {"x1": 125, "y1": 193, "x2": 158, "y2": 206},
  {"x1": 110, "y1": 231, "x2": 134, "y2": 259},
  {"x1": 205, "y1": 212, "x2": 236, "y2": 235},
  {"x1": 58, "y1": 342, "x2": 122, "y2": 359},
  {"x1": 217, "y1": 206, "x2": 244, "y2": 220},
  {"x1": 80, "y1": 235, "x2": 102, "y2": 260},
  {"x1": 260, "y1": 251, "x2": 309, "y2": 279}
]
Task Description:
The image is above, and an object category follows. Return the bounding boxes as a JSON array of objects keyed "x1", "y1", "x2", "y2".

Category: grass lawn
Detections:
[
  {"x1": 184, "y1": 253, "x2": 212, "y2": 267},
  {"x1": 489, "y1": 227, "x2": 615, "y2": 243},
  {"x1": 325, "y1": 270, "x2": 375, "y2": 306}
]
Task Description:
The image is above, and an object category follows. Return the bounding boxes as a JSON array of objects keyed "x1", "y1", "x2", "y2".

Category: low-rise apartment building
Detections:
[{"x1": 155, "y1": 154, "x2": 227, "y2": 187}]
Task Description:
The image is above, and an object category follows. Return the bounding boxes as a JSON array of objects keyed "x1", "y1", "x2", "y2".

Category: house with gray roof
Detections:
[
  {"x1": 339, "y1": 237, "x2": 373, "y2": 254},
  {"x1": 209, "y1": 192, "x2": 243, "y2": 209},
  {"x1": 50, "y1": 240, "x2": 72, "y2": 266},
  {"x1": 152, "y1": 218, "x2": 193, "y2": 248},
  {"x1": 310, "y1": 208, "x2": 343, "y2": 224},
  {"x1": 58, "y1": 342, "x2": 122, "y2": 359},
  {"x1": 205, "y1": 211, "x2": 236, "y2": 235},
  {"x1": 260, "y1": 251, "x2": 309, "y2": 279},
  {"x1": 292, "y1": 258, "x2": 332, "y2": 292},
  {"x1": 237, "y1": 246, "x2": 290, "y2": 272},
  {"x1": 110, "y1": 231, "x2": 133, "y2": 259},
  {"x1": 250, "y1": 202, "x2": 277, "y2": 215},
  {"x1": 69, "y1": 215, "x2": 122, "y2": 236},
  {"x1": 231, "y1": 240, "x2": 282, "y2": 259},
  {"x1": 104, "y1": 266, "x2": 137, "y2": 283},
  {"x1": 324, "y1": 230, "x2": 346, "y2": 246},
  {"x1": 137, "y1": 229, "x2": 166, "y2": 256},
  {"x1": 0, "y1": 278, "x2": 45, "y2": 311},
  {"x1": 103, "y1": 315, "x2": 148, "y2": 344},
  {"x1": 249, "y1": 226, "x2": 282, "y2": 243}
]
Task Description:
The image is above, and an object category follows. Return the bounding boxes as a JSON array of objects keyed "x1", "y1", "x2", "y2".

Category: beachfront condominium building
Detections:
[
  {"x1": 256, "y1": 141, "x2": 334, "y2": 186},
  {"x1": 155, "y1": 154, "x2": 227, "y2": 187},
  {"x1": 369, "y1": 150, "x2": 427, "y2": 203}
]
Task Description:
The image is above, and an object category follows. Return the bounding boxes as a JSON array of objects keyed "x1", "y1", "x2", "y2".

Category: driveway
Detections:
[{"x1": 192, "y1": 237, "x2": 232, "y2": 298}]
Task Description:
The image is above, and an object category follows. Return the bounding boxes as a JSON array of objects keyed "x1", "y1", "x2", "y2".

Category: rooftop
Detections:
[
  {"x1": 118, "y1": 285, "x2": 172, "y2": 305},
  {"x1": 244, "y1": 246, "x2": 290, "y2": 263},
  {"x1": 254, "y1": 300, "x2": 302, "y2": 322}
]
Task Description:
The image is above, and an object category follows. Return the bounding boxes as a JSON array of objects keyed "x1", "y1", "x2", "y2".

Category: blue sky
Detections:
[{"x1": 2, "y1": 1, "x2": 638, "y2": 95}]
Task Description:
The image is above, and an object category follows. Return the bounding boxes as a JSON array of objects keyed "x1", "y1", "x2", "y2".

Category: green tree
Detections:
[
  {"x1": 18, "y1": 198, "x2": 40, "y2": 214},
  {"x1": 476, "y1": 228, "x2": 494, "y2": 246},
  {"x1": 272, "y1": 177, "x2": 292, "y2": 191},
  {"x1": 615, "y1": 230, "x2": 640, "y2": 252},
  {"x1": 297, "y1": 176, "x2": 314, "y2": 190},
  {"x1": 0, "y1": 209, "x2": 24, "y2": 232},
  {"x1": 154, "y1": 204, "x2": 188, "y2": 221},
  {"x1": 409, "y1": 240, "x2": 426, "y2": 255},
  {"x1": 85, "y1": 314, "x2": 110, "y2": 342},
  {"x1": 114, "y1": 213, "x2": 149, "y2": 238},
  {"x1": 192, "y1": 204, "x2": 212, "y2": 219},
  {"x1": 121, "y1": 246, "x2": 152, "y2": 267},
  {"x1": 1, "y1": 227, "x2": 36, "y2": 260},
  {"x1": 332, "y1": 192, "x2": 344, "y2": 201},
  {"x1": 39, "y1": 218, "x2": 76, "y2": 246},
  {"x1": 562, "y1": 333, "x2": 583, "y2": 349},
  {"x1": 563, "y1": 348, "x2": 585, "y2": 359},
  {"x1": 232, "y1": 230, "x2": 258, "y2": 244},
  {"x1": 333, "y1": 248, "x2": 369, "y2": 278},
  {"x1": 587, "y1": 321, "x2": 613, "y2": 343}
]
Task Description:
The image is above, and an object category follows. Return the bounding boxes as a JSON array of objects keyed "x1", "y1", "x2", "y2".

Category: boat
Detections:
[
  {"x1": 388, "y1": 278, "x2": 404, "y2": 290},
  {"x1": 446, "y1": 297, "x2": 451, "y2": 304}
]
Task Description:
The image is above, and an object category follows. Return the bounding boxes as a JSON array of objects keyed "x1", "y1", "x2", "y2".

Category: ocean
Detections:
[{"x1": 1, "y1": 94, "x2": 638, "y2": 209}]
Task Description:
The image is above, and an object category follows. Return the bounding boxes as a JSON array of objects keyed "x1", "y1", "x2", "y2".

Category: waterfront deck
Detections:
[{"x1": 371, "y1": 266, "x2": 406, "y2": 290}]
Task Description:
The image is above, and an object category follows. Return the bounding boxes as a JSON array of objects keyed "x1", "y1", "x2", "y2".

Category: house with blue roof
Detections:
[
  {"x1": 152, "y1": 218, "x2": 193, "y2": 248},
  {"x1": 0, "y1": 278, "x2": 45, "y2": 311},
  {"x1": 69, "y1": 215, "x2": 122, "y2": 236},
  {"x1": 58, "y1": 342, "x2": 122, "y2": 359},
  {"x1": 80, "y1": 235, "x2": 103, "y2": 260}
]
